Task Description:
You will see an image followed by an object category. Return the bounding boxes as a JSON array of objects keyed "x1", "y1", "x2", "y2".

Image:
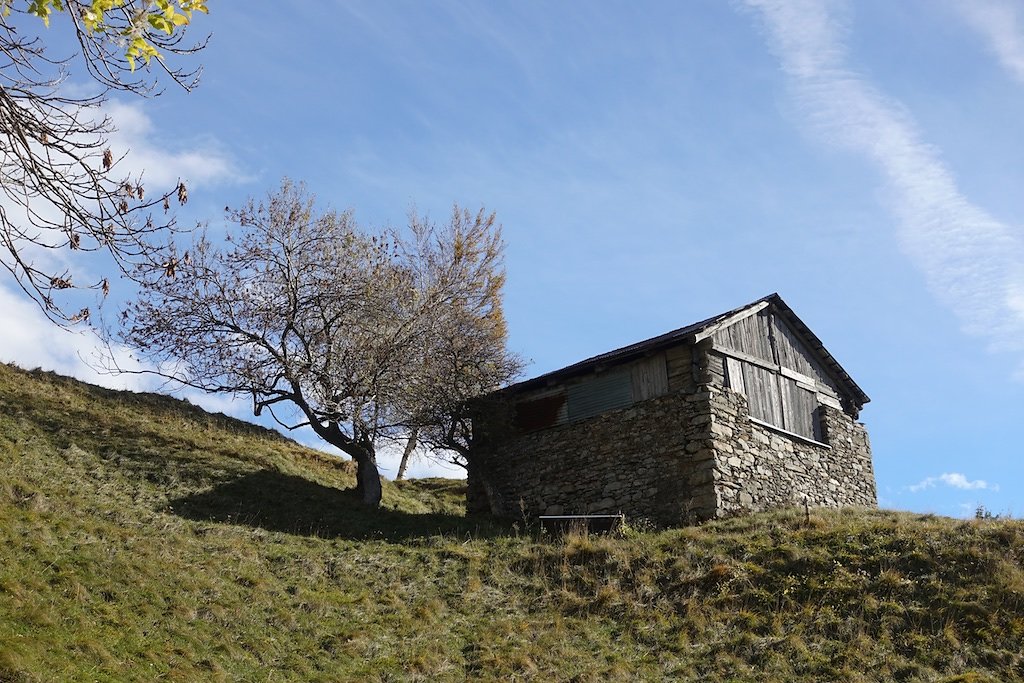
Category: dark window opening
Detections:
[{"x1": 514, "y1": 392, "x2": 567, "y2": 432}]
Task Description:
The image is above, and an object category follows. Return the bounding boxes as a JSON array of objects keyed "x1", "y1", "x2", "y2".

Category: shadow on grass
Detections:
[{"x1": 168, "y1": 469, "x2": 511, "y2": 542}]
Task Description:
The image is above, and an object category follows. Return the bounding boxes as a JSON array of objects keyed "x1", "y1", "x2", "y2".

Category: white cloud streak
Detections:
[
  {"x1": 102, "y1": 99, "x2": 244, "y2": 188},
  {"x1": 909, "y1": 472, "x2": 998, "y2": 493},
  {"x1": 0, "y1": 282, "x2": 246, "y2": 420},
  {"x1": 957, "y1": 0, "x2": 1024, "y2": 84},
  {"x1": 0, "y1": 94, "x2": 247, "y2": 397},
  {"x1": 0, "y1": 283, "x2": 146, "y2": 391},
  {"x1": 742, "y1": 0, "x2": 1024, "y2": 370}
]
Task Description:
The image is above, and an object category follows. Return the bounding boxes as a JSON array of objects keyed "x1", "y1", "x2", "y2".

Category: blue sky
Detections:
[{"x1": 2, "y1": 0, "x2": 1022, "y2": 517}]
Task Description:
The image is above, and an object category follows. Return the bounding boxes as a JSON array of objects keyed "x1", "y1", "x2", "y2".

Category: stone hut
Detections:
[{"x1": 467, "y1": 294, "x2": 876, "y2": 524}]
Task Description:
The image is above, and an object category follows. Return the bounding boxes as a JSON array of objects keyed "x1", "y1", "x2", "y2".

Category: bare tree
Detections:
[
  {"x1": 392, "y1": 207, "x2": 524, "y2": 493},
  {"x1": 117, "y1": 180, "x2": 521, "y2": 508},
  {"x1": 1, "y1": 1, "x2": 207, "y2": 324}
]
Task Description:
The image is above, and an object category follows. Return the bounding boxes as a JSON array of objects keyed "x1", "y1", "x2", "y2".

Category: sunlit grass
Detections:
[{"x1": 1, "y1": 363, "x2": 1022, "y2": 681}]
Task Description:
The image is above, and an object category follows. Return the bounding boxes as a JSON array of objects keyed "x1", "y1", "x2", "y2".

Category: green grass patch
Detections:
[{"x1": 1, "y1": 363, "x2": 1022, "y2": 681}]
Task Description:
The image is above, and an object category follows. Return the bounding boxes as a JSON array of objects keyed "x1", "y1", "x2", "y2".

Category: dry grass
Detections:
[{"x1": 1, "y1": 362, "x2": 1022, "y2": 681}]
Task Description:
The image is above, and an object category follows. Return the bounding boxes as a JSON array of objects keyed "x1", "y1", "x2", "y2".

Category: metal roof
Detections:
[{"x1": 502, "y1": 293, "x2": 870, "y2": 409}]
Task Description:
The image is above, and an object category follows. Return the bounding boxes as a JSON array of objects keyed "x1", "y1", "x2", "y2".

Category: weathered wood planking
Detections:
[
  {"x1": 707, "y1": 352, "x2": 726, "y2": 385},
  {"x1": 725, "y1": 355, "x2": 824, "y2": 442},
  {"x1": 630, "y1": 354, "x2": 669, "y2": 402},
  {"x1": 713, "y1": 311, "x2": 775, "y2": 363},
  {"x1": 567, "y1": 369, "x2": 633, "y2": 422},
  {"x1": 781, "y1": 376, "x2": 821, "y2": 441},
  {"x1": 713, "y1": 311, "x2": 842, "y2": 397},
  {"x1": 725, "y1": 357, "x2": 745, "y2": 395},
  {"x1": 693, "y1": 300, "x2": 769, "y2": 343},
  {"x1": 666, "y1": 345, "x2": 694, "y2": 393},
  {"x1": 740, "y1": 362, "x2": 785, "y2": 428},
  {"x1": 770, "y1": 315, "x2": 840, "y2": 394}
]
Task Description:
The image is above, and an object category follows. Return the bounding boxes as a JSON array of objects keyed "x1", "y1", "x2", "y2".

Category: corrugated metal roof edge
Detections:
[
  {"x1": 498, "y1": 295, "x2": 774, "y2": 395},
  {"x1": 496, "y1": 293, "x2": 870, "y2": 409}
]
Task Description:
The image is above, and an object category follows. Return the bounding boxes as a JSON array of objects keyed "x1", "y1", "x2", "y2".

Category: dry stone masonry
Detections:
[
  {"x1": 468, "y1": 294, "x2": 877, "y2": 525},
  {"x1": 705, "y1": 385, "x2": 875, "y2": 517}
]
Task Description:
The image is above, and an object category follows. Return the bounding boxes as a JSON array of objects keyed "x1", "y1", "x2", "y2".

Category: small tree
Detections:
[
  {"x1": 394, "y1": 209, "x2": 524, "y2": 506},
  {"x1": 118, "y1": 180, "x2": 521, "y2": 508},
  {"x1": 1, "y1": 1, "x2": 207, "y2": 324}
]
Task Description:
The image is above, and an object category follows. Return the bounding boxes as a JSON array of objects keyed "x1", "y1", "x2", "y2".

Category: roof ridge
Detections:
[{"x1": 499, "y1": 293, "x2": 869, "y2": 409}]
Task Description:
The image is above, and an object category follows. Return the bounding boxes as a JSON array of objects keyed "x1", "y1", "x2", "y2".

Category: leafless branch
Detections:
[
  {"x1": 0, "y1": 2, "x2": 207, "y2": 324},
  {"x1": 112, "y1": 180, "x2": 522, "y2": 507}
]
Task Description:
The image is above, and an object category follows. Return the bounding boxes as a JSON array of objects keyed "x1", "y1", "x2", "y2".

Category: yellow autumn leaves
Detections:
[{"x1": 10, "y1": 0, "x2": 208, "y2": 70}]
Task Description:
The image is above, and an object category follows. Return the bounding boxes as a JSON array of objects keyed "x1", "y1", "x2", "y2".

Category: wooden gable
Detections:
[
  {"x1": 708, "y1": 306, "x2": 843, "y2": 398},
  {"x1": 706, "y1": 303, "x2": 854, "y2": 441}
]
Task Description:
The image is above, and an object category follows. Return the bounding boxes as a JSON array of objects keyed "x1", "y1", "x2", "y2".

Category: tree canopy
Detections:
[
  {"x1": 0, "y1": 0, "x2": 207, "y2": 324},
  {"x1": 117, "y1": 180, "x2": 522, "y2": 507}
]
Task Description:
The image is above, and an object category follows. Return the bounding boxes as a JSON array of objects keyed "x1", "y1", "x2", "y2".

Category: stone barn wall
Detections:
[
  {"x1": 705, "y1": 385, "x2": 877, "y2": 515},
  {"x1": 468, "y1": 381, "x2": 876, "y2": 525},
  {"x1": 467, "y1": 297, "x2": 877, "y2": 525},
  {"x1": 468, "y1": 388, "x2": 717, "y2": 525}
]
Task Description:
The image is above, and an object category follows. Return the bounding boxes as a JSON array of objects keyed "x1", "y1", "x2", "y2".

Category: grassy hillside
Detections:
[{"x1": 1, "y1": 363, "x2": 1022, "y2": 682}]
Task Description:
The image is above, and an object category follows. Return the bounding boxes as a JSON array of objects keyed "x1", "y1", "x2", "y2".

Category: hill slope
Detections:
[{"x1": 1, "y1": 362, "x2": 1022, "y2": 682}]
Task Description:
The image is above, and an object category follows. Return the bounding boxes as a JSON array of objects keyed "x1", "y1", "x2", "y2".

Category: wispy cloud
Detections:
[
  {"x1": 0, "y1": 283, "x2": 146, "y2": 391},
  {"x1": 103, "y1": 99, "x2": 246, "y2": 188},
  {"x1": 957, "y1": 0, "x2": 1024, "y2": 84},
  {"x1": 908, "y1": 472, "x2": 998, "y2": 493},
  {"x1": 0, "y1": 278, "x2": 290, "y2": 449},
  {"x1": 742, "y1": 0, "x2": 1024, "y2": 372},
  {"x1": 0, "y1": 94, "x2": 248, "y2": 396}
]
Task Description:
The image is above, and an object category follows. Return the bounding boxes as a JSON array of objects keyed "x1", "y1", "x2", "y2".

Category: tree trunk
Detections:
[
  {"x1": 395, "y1": 428, "x2": 418, "y2": 481},
  {"x1": 352, "y1": 451, "x2": 383, "y2": 507},
  {"x1": 306, "y1": 418, "x2": 383, "y2": 508}
]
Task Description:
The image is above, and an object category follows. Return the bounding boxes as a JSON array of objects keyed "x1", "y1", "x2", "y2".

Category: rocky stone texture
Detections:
[
  {"x1": 468, "y1": 389, "x2": 716, "y2": 524},
  {"x1": 468, "y1": 382, "x2": 876, "y2": 525},
  {"x1": 706, "y1": 385, "x2": 876, "y2": 515}
]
